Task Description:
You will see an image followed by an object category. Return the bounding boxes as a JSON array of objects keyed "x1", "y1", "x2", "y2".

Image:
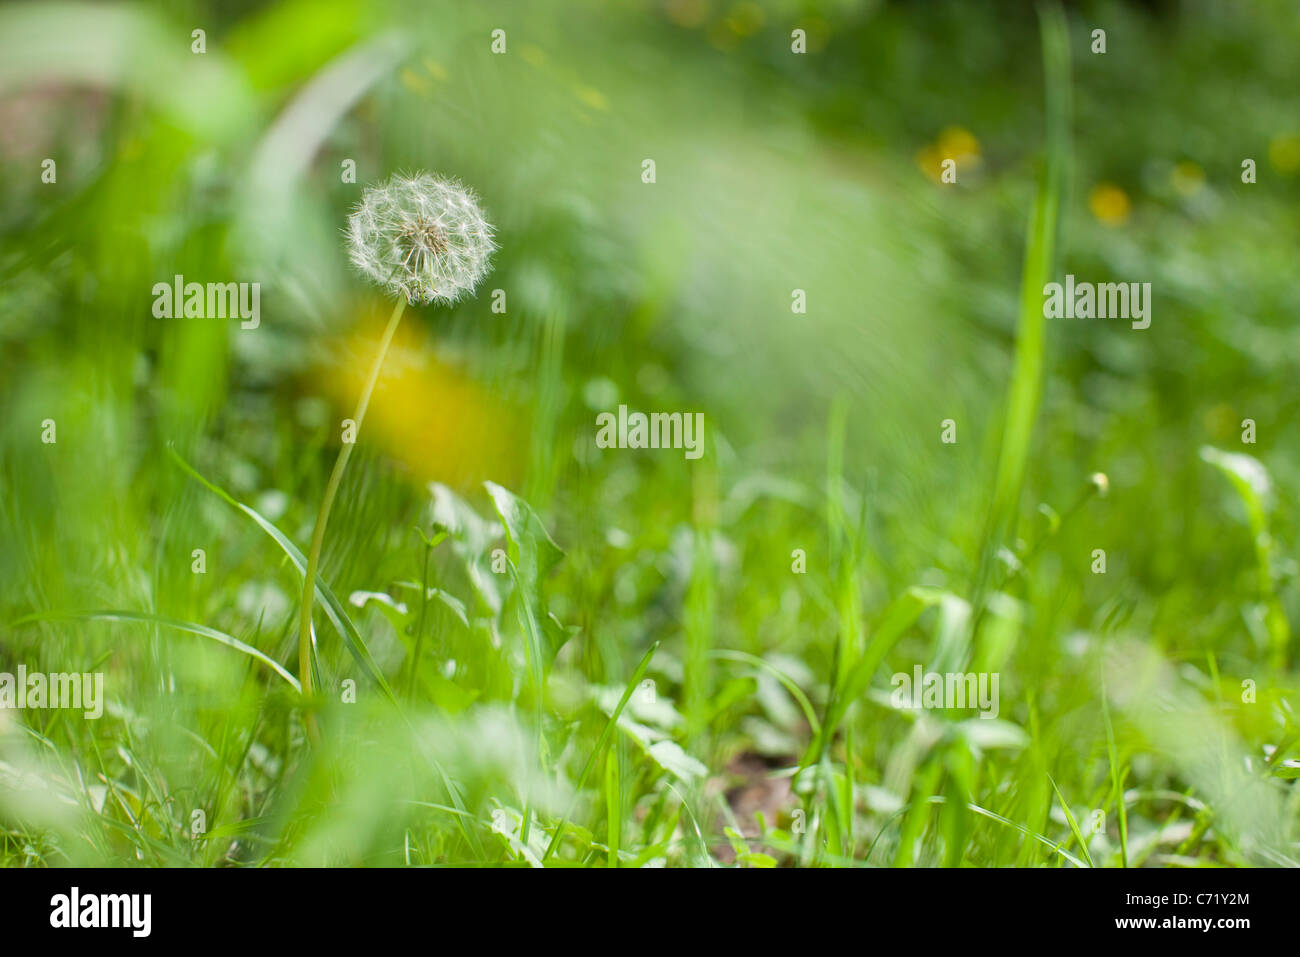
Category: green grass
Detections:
[{"x1": 1, "y1": 0, "x2": 1298, "y2": 868}]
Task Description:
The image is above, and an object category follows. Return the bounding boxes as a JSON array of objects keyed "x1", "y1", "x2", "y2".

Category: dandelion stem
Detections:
[{"x1": 297, "y1": 296, "x2": 408, "y2": 741}]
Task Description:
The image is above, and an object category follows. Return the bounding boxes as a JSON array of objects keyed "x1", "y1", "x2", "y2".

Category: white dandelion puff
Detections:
[
  {"x1": 346, "y1": 171, "x2": 496, "y2": 305},
  {"x1": 299, "y1": 171, "x2": 497, "y2": 734}
]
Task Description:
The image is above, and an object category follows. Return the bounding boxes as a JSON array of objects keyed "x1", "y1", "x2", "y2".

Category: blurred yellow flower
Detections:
[
  {"x1": 937, "y1": 126, "x2": 980, "y2": 159},
  {"x1": 323, "y1": 310, "x2": 523, "y2": 490},
  {"x1": 1268, "y1": 133, "x2": 1300, "y2": 175},
  {"x1": 1089, "y1": 182, "x2": 1130, "y2": 225},
  {"x1": 915, "y1": 126, "x2": 980, "y2": 183}
]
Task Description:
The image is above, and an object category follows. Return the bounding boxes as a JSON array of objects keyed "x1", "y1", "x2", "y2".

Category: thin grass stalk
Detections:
[{"x1": 297, "y1": 297, "x2": 408, "y2": 739}]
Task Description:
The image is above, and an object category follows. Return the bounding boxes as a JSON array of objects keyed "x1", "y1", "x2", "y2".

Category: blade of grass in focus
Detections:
[
  {"x1": 544, "y1": 641, "x2": 659, "y2": 862},
  {"x1": 168, "y1": 445, "x2": 395, "y2": 702},
  {"x1": 1102, "y1": 683, "x2": 1130, "y2": 867},
  {"x1": 12, "y1": 609, "x2": 301, "y2": 692},
  {"x1": 970, "y1": 1, "x2": 1072, "y2": 640}
]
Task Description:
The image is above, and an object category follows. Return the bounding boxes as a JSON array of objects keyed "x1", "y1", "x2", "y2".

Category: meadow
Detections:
[{"x1": 0, "y1": 0, "x2": 1297, "y2": 868}]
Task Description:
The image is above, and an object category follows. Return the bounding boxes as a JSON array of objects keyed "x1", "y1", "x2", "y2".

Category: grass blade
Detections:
[
  {"x1": 971, "y1": 1, "x2": 1071, "y2": 622},
  {"x1": 1047, "y1": 773, "x2": 1095, "y2": 867},
  {"x1": 167, "y1": 444, "x2": 395, "y2": 702},
  {"x1": 13, "y1": 609, "x2": 300, "y2": 693},
  {"x1": 543, "y1": 641, "x2": 659, "y2": 862}
]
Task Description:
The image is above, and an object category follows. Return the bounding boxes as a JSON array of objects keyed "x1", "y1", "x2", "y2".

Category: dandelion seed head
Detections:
[{"x1": 346, "y1": 171, "x2": 496, "y2": 306}]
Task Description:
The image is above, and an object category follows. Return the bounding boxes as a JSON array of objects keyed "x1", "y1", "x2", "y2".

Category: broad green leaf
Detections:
[
  {"x1": 485, "y1": 481, "x2": 570, "y2": 668},
  {"x1": 485, "y1": 481, "x2": 564, "y2": 585},
  {"x1": 1199, "y1": 446, "x2": 1273, "y2": 528}
]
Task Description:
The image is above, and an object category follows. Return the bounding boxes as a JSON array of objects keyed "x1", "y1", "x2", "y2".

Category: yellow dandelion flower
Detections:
[
  {"x1": 916, "y1": 127, "x2": 980, "y2": 183},
  {"x1": 937, "y1": 126, "x2": 980, "y2": 160},
  {"x1": 1089, "y1": 182, "x2": 1131, "y2": 225},
  {"x1": 324, "y1": 311, "x2": 523, "y2": 489},
  {"x1": 915, "y1": 145, "x2": 944, "y2": 183}
]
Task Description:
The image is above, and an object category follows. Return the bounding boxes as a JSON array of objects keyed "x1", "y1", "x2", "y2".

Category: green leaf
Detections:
[
  {"x1": 484, "y1": 481, "x2": 570, "y2": 667},
  {"x1": 419, "y1": 672, "x2": 480, "y2": 715},
  {"x1": 485, "y1": 481, "x2": 563, "y2": 586},
  {"x1": 1199, "y1": 446, "x2": 1272, "y2": 527},
  {"x1": 802, "y1": 586, "x2": 948, "y2": 771},
  {"x1": 1199, "y1": 446, "x2": 1288, "y2": 667},
  {"x1": 348, "y1": 590, "x2": 411, "y2": 637},
  {"x1": 956, "y1": 718, "x2": 1030, "y2": 752},
  {"x1": 1048, "y1": 773, "x2": 1095, "y2": 868},
  {"x1": 543, "y1": 641, "x2": 659, "y2": 861}
]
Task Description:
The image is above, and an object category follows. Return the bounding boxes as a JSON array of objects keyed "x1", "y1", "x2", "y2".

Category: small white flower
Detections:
[{"x1": 346, "y1": 171, "x2": 496, "y2": 305}]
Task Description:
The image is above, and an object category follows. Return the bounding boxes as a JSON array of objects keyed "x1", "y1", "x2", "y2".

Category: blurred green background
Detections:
[{"x1": 0, "y1": 0, "x2": 1297, "y2": 867}]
